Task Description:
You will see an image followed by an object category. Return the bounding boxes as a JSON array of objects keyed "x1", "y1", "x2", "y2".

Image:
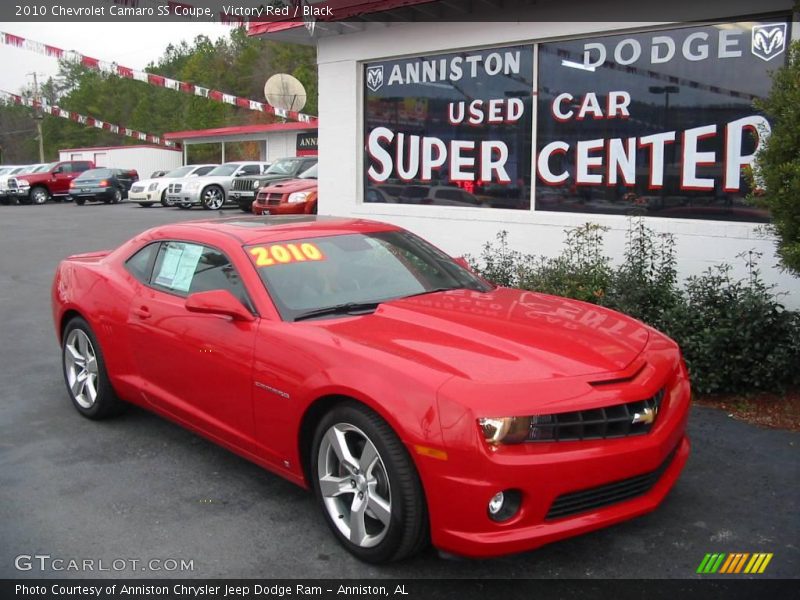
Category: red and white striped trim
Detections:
[
  {"x1": 0, "y1": 30, "x2": 318, "y2": 124},
  {"x1": 0, "y1": 90, "x2": 180, "y2": 148}
]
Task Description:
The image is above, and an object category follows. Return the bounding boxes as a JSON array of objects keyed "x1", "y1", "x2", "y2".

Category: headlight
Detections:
[
  {"x1": 148, "y1": 182, "x2": 159, "y2": 191},
  {"x1": 185, "y1": 181, "x2": 201, "y2": 191},
  {"x1": 478, "y1": 417, "x2": 532, "y2": 444},
  {"x1": 287, "y1": 191, "x2": 310, "y2": 204},
  {"x1": 18, "y1": 179, "x2": 30, "y2": 188},
  {"x1": 252, "y1": 180, "x2": 260, "y2": 189}
]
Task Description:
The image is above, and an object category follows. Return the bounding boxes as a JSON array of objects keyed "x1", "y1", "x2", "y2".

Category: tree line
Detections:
[{"x1": 0, "y1": 27, "x2": 317, "y2": 164}]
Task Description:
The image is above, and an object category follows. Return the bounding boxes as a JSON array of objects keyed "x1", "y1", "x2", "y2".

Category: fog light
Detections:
[
  {"x1": 487, "y1": 489, "x2": 521, "y2": 522},
  {"x1": 488, "y1": 492, "x2": 505, "y2": 515}
]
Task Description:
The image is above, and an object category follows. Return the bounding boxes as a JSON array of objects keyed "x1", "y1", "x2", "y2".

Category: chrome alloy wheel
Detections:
[
  {"x1": 63, "y1": 329, "x2": 99, "y2": 409},
  {"x1": 202, "y1": 187, "x2": 224, "y2": 210},
  {"x1": 317, "y1": 423, "x2": 392, "y2": 548}
]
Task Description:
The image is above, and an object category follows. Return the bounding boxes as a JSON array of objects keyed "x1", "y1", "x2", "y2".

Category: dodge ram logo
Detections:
[
  {"x1": 366, "y1": 66, "x2": 384, "y2": 92},
  {"x1": 752, "y1": 23, "x2": 786, "y2": 62}
]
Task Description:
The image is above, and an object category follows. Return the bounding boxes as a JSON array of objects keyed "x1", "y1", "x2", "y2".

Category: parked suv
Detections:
[
  {"x1": 9, "y1": 160, "x2": 95, "y2": 205},
  {"x1": 231, "y1": 156, "x2": 317, "y2": 212},
  {"x1": 165, "y1": 161, "x2": 271, "y2": 210}
]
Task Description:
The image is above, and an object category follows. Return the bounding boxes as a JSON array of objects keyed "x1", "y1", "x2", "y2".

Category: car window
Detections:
[
  {"x1": 57, "y1": 163, "x2": 73, "y2": 174},
  {"x1": 151, "y1": 241, "x2": 251, "y2": 309},
  {"x1": 193, "y1": 166, "x2": 216, "y2": 176},
  {"x1": 238, "y1": 164, "x2": 261, "y2": 176},
  {"x1": 124, "y1": 242, "x2": 160, "y2": 283}
]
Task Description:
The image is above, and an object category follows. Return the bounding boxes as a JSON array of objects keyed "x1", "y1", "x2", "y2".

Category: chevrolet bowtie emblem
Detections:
[{"x1": 631, "y1": 407, "x2": 657, "y2": 425}]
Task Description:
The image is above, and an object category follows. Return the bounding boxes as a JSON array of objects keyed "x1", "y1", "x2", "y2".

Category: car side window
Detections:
[
  {"x1": 195, "y1": 166, "x2": 215, "y2": 176},
  {"x1": 151, "y1": 241, "x2": 252, "y2": 310},
  {"x1": 124, "y1": 242, "x2": 160, "y2": 283},
  {"x1": 239, "y1": 164, "x2": 260, "y2": 175}
]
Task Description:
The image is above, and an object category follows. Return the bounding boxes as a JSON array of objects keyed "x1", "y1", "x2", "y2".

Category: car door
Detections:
[
  {"x1": 126, "y1": 240, "x2": 259, "y2": 452},
  {"x1": 51, "y1": 163, "x2": 77, "y2": 195}
]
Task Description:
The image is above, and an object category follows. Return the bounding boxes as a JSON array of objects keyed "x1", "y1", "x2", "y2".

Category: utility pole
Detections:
[{"x1": 28, "y1": 72, "x2": 45, "y2": 163}]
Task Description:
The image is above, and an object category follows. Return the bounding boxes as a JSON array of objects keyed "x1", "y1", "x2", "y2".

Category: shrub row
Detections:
[{"x1": 467, "y1": 219, "x2": 800, "y2": 396}]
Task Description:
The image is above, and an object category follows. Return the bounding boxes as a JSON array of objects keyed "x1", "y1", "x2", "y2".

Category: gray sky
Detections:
[{"x1": 1, "y1": 22, "x2": 231, "y2": 94}]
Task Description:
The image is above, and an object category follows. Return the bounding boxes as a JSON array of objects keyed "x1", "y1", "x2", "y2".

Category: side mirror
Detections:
[
  {"x1": 185, "y1": 289, "x2": 255, "y2": 322},
  {"x1": 53, "y1": 166, "x2": 63, "y2": 174}
]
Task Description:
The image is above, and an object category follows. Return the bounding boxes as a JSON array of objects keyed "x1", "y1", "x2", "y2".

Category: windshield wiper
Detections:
[
  {"x1": 294, "y1": 301, "x2": 380, "y2": 322},
  {"x1": 402, "y1": 286, "x2": 465, "y2": 299}
]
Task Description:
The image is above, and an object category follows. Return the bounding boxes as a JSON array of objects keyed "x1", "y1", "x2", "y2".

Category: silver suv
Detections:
[{"x1": 165, "y1": 161, "x2": 271, "y2": 210}]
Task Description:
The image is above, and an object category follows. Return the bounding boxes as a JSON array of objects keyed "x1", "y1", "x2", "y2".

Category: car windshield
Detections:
[
  {"x1": 247, "y1": 230, "x2": 492, "y2": 322},
  {"x1": 299, "y1": 164, "x2": 317, "y2": 179},
  {"x1": 165, "y1": 166, "x2": 195, "y2": 178},
  {"x1": 265, "y1": 159, "x2": 300, "y2": 175},
  {"x1": 76, "y1": 169, "x2": 113, "y2": 180},
  {"x1": 206, "y1": 164, "x2": 238, "y2": 176}
]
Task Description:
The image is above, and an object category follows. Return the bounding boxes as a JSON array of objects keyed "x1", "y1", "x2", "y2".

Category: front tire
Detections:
[
  {"x1": 138, "y1": 202, "x2": 154, "y2": 208},
  {"x1": 62, "y1": 317, "x2": 125, "y2": 419},
  {"x1": 310, "y1": 402, "x2": 428, "y2": 563},
  {"x1": 201, "y1": 186, "x2": 225, "y2": 210},
  {"x1": 75, "y1": 198, "x2": 86, "y2": 206},
  {"x1": 30, "y1": 186, "x2": 49, "y2": 205}
]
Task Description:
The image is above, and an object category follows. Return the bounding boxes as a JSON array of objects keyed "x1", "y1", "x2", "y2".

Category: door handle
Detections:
[{"x1": 133, "y1": 306, "x2": 151, "y2": 319}]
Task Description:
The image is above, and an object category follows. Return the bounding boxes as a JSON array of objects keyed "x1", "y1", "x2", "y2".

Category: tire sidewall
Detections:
[
  {"x1": 61, "y1": 317, "x2": 118, "y2": 419},
  {"x1": 310, "y1": 403, "x2": 414, "y2": 563},
  {"x1": 31, "y1": 187, "x2": 48, "y2": 205}
]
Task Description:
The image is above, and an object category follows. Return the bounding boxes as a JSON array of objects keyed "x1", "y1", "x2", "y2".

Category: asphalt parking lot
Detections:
[{"x1": 0, "y1": 201, "x2": 798, "y2": 579}]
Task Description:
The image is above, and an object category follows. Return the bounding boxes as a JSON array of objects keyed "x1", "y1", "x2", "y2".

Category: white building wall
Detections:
[
  {"x1": 315, "y1": 7, "x2": 800, "y2": 307},
  {"x1": 59, "y1": 146, "x2": 182, "y2": 178},
  {"x1": 264, "y1": 132, "x2": 300, "y2": 163}
]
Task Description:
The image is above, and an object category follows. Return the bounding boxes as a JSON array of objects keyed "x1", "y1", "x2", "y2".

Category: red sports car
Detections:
[{"x1": 51, "y1": 215, "x2": 690, "y2": 563}]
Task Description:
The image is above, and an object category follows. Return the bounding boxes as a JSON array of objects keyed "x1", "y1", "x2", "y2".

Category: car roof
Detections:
[{"x1": 155, "y1": 215, "x2": 401, "y2": 246}]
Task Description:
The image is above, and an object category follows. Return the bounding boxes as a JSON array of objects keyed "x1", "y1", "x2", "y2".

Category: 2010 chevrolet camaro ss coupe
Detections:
[{"x1": 51, "y1": 215, "x2": 690, "y2": 563}]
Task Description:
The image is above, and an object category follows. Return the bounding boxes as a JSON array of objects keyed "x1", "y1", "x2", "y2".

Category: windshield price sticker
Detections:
[{"x1": 249, "y1": 243, "x2": 325, "y2": 267}]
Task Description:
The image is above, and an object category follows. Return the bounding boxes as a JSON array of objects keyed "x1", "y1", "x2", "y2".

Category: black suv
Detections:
[{"x1": 230, "y1": 156, "x2": 317, "y2": 212}]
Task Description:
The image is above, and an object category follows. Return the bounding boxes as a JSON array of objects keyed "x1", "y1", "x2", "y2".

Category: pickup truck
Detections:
[{"x1": 8, "y1": 160, "x2": 95, "y2": 205}]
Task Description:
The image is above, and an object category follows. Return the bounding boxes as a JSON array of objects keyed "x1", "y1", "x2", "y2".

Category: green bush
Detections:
[{"x1": 470, "y1": 219, "x2": 800, "y2": 396}]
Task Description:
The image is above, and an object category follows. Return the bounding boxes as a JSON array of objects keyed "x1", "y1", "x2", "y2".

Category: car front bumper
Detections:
[
  {"x1": 421, "y1": 361, "x2": 691, "y2": 558},
  {"x1": 253, "y1": 202, "x2": 309, "y2": 215},
  {"x1": 128, "y1": 190, "x2": 158, "y2": 202},
  {"x1": 165, "y1": 188, "x2": 202, "y2": 205}
]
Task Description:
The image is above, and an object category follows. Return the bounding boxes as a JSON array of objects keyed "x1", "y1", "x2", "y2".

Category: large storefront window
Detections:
[
  {"x1": 362, "y1": 20, "x2": 788, "y2": 221},
  {"x1": 364, "y1": 45, "x2": 534, "y2": 209},
  {"x1": 535, "y1": 20, "x2": 788, "y2": 222}
]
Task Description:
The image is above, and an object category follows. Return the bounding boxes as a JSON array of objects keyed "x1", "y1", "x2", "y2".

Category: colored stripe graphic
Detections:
[{"x1": 698, "y1": 553, "x2": 773, "y2": 574}]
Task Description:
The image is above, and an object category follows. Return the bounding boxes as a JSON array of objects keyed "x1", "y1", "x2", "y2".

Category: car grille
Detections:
[
  {"x1": 8, "y1": 179, "x2": 18, "y2": 190},
  {"x1": 168, "y1": 183, "x2": 182, "y2": 193},
  {"x1": 546, "y1": 444, "x2": 679, "y2": 520},
  {"x1": 525, "y1": 389, "x2": 665, "y2": 442},
  {"x1": 256, "y1": 192, "x2": 285, "y2": 206},
  {"x1": 131, "y1": 185, "x2": 144, "y2": 193},
  {"x1": 232, "y1": 178, "x2": 259, "y2": 192}
]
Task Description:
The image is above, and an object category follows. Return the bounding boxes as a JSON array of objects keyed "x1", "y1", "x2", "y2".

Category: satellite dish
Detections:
[{"x1": 264, "y1": 74, "x2": 307, "y2": 113}]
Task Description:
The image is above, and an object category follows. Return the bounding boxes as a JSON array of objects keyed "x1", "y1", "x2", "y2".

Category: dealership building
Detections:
[{"x1": 252, "y1": 0, "x2": 799, "y2": 305}]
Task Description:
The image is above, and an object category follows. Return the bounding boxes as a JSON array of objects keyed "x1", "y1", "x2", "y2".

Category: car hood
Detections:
[
  {"x1": 317, "y1": 288, "x2": 650, "y2": 383},
  {"x1": 262, "y1": 177, "x2": 317, "y2": 193},
  {"x1": 133, "y1": 178, "x2": 163, "y2": 188}
]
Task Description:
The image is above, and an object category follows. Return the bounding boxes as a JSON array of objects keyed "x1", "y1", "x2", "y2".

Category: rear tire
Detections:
[
  {"x1": 310, "y1": 402, "x2": 429, "y2": 563},
  {"x1": 112, "y1": 189, "x2": 123, "y2": 203},
  {"x1": 62, "y1": 317, "x2": 125, "y2": 420},
  {"x1": 138, "y1": 202, "x2": 154, "y2": 208},
  {"x1": 75, "y1": 198, "x2": 86, "y2": 206}
]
